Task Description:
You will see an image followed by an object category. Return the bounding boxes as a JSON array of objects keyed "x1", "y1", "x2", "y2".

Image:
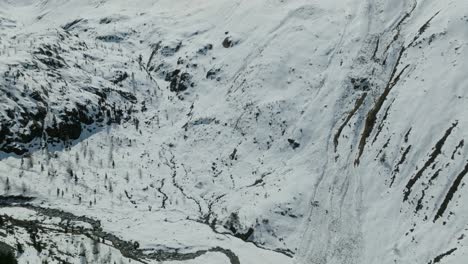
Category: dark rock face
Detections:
[
  {"x1": 45, "y1": 116, "x2": 83, "y2": 142},
  {"x1": 99, "y1": 17, "x2": 113, "y2": 24},
  {"x1": 287, "y1": 139, "x2": 300, "y2": 150},
  {"x1": 97, "y1": 34, "x2": 126, "y2": 43},
  {"x1": 160, "y1": 42, "x2": 182, "y2": 57},
  {"x1": 0, "y1": 90, "x2": 48, "y2": 154},
  {"x1": 0, "y1": 29, "x2": 138, "y2": 155},
  {"x1": 33, "y1": 44, "x2": 68, "y2": 69},
  {"x1": 62, "y1": 18, "x2": 85, "y2": 31},
  {"x1": 0, "y1": 242, "x2": 17, "y2": 264},
  {"x1": 223, "y1": 212, "x2": 254, "y2": 241},
  {"x1": 165, "y1": 69, "x2": 193, "y2": 93},
  {"x1": 0, "y1": 87, "x2": 132, "y2": 155},
  {"x1": 350, "y1": 77, "x2": 371, "y2": 91},
  {"x1": 112, "y1": 71, "x2": 129, "y2": 85},
  {"x1": 222, "y1": 36, "x2": 239, "y2": 48},
  {"x1": 206, "y1": 68, "x2": 221, "y2": 80}
]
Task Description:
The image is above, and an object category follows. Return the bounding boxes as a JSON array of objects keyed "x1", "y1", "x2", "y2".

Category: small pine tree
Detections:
[
  {"x1": 16, "y1": 243, "x2": 24, "y2": 254},
  {"x1": 92, "y1": 239, "x2": 100, "y2": 256},
  {"x1": 67, "y1": 166, "x2": 74, "y2": 178},
  {"x1": 79, "y1": 242, "x2": 88, "y2": 264},
  {"x1": 4, "y1": 178, "x2": 11, "y2": 192}
]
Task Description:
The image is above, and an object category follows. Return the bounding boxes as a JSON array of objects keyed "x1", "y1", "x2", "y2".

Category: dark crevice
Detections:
[
  {"x1": 415, "y1": 189, "x2": 425, "y2": 213},
  {"x1": 393, "y1": 5, "x2": 417, "y2": 31},
  {"x1": 403, "y1": 121, "x2": 458, "y2": 201},
  {"x1": 355, "y1": 3, "x2": 417, "y2": 163},
  {"x1": 156, "y1": 179, "x2": 169, "y2": 209},
  {"x1": 161, "y1": 148, "x2": 203, "y2": 216},
  {"x1": 434, "y1": 161, "x2": 468, "y2": 222},
  {"x1": 124, "y1": 190, "x2": 136, "y2": 205},
  {"x1": 451, "y1": 140, "x2": 464, "y2": 160},
  {"x1": 371, "y1": 36, "x2": 380, "y2": 61},
  {"x1": 372, "y1": 98, "x2": 395, "y2": 144},
  {"x1": 404, "y1": 128, "x2": 412, "y2": 143},
  {"x1": 376, "y1": 137, "x2": 391, "y2": 159},
  {"x1": 146, "y1": 42, "x2": 161, "y2": 69},
  {"x1": 428, "y1": 168, "x2": 443, "y2": 185},
  {"x1": 62, "y1": 19, "x2": 84, "y2": 31},
  {"x1": 245, "y1": 172, "x2": 272, "y2": 188},
  {"x1": 408, "y1": 11, "x2": 441, "y2": 47},
  {"x1": 334, "y1": 93, "x2": 367, "y2": 152},
  {"x1": 355, "y1": 49, "x2": 409, "y2": 165},
  {"x1": 390, "y1": 145, "x2": 412, "y2": 187},
  {"x1": 202, "y1": 194, "x2": 226, "y2": 227},
  {"x1": 428, "y1": 248, "x2": 457, "y2": 264},
  {"x1": 382, "y1": 3, "x2": 417, "y2": 57}
]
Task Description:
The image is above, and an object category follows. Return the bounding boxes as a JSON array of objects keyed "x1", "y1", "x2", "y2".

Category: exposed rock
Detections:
[
  {"x1": 287, "y1": 139, "x2": 300, "y2": 150},
  {"x1": 222, "y1": 36, "x2": 240, "y2": 48},
  {"x1": 197, "y1": 44, "x2": 213, "y2": 55},
  {"x1": 165, "y1": 69, "x2": 193, "y2": 93},
  {"x1": 0, "y1": 242, "x2": 17, "y2": 264}
]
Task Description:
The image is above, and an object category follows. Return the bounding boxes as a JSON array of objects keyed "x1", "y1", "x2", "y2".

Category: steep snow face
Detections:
[{"x1": 0, "y1": 0, "x2": 468, "y2": 263}]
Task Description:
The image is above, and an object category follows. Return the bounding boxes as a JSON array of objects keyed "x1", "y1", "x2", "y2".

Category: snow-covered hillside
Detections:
[{"x1": 1, "y1": 0, "x2": 467, "y2": 263}]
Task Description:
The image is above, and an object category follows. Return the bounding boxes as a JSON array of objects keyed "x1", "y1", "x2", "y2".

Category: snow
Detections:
[{"x1": 1, "y1": 0, "x2": 468, "y2": 263}]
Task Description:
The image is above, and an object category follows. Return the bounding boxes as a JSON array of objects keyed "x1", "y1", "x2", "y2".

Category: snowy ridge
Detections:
[{"x1": 0, "y1": 0, "x2": 467, "y2": 263}]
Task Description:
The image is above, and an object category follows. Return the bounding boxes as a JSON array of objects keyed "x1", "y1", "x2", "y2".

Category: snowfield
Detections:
[{"x1": 0, "y1": 0, "x2": 467, "y2": 263}]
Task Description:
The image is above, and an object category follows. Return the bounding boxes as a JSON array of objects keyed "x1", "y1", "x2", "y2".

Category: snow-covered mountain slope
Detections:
[{"x1": 1, "y1": 0, "x2": 467, "y2": 263}]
